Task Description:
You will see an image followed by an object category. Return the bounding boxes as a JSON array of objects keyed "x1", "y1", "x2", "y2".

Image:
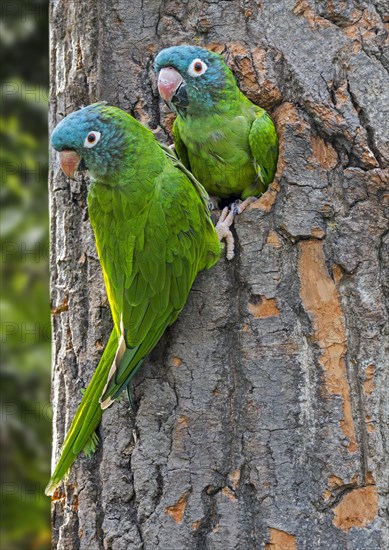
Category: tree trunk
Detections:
[{"x1": 49, "y1": 1, "x2": 388, "y2": 548}]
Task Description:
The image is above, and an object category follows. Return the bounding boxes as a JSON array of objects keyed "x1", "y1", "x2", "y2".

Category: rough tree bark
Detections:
[{"x1": 49, "y1": 1, "x2": 388, "y2": 548}]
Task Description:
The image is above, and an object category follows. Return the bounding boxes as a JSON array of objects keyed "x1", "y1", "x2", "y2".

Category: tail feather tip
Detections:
[{"x1": 45, "y1": 479, "x2": 59, "y2": 497}]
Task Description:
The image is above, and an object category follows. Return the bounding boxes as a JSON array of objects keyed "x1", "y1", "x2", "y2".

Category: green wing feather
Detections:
[
  {"x1": 160, "y1": 143, "x2": 210, "y2": 208},
  {"x1": 100, "y1": 161, "x2": 219, "y2": 406},
  {"x1": 248, "y1": 110, "x2": 279, "y2": 194},
  {"x1": 172, "y1": 119, "x2": 191, "y2": 169}
]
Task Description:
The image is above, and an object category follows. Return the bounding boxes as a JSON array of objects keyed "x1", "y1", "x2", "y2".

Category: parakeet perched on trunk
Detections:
[
  {"x1": 46, "y1": 103, "x2": 225, "y2": 495},
  {"x1": 154, "y1": 45, "x2": 279, "y2": 201}
]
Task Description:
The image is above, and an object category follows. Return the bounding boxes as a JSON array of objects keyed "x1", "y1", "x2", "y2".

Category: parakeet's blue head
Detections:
[
  {"x1": 154, "y1": 46, "x2": 237, "y2": 116},
  {"x1": 51, "y1": 103, "x2": 131, "y2": 179}
]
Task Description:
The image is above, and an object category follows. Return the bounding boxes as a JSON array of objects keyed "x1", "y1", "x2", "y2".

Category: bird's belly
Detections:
[
  {"x1": 179, "y1": 118, "x2": 256, "y2": 197},
  {"x1": 188, "y1": 144, "x2": 256, "y2": 198}
]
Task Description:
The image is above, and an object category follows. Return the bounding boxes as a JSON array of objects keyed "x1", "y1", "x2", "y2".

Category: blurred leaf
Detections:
[{"x1": 0, "y1": 1, "x2": 51, "y2": 549}]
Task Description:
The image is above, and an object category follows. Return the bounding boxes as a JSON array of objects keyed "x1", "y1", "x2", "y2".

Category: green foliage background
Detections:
[{"x1": 1, "y1": 1, "x2": 51, "y2": 548}]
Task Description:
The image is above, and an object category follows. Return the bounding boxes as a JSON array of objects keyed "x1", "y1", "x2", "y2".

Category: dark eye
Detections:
[
  {"x1": 188, "y1": 58, "x2": 208, "y2": 77},
  {"x1": 84, "y1": 131, "x2": 101, "y2": 148}
]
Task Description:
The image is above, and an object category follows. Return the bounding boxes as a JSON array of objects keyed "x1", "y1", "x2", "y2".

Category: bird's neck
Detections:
[
  {"x1": 182, "y1": 92, "x2": 245, "y2": 119},
  {"x1": 89, "y1": 118, "x2": 167, "y2": 210},
  {"x1": 183, "y1": 81, "x2": 245, "y2": 118}
]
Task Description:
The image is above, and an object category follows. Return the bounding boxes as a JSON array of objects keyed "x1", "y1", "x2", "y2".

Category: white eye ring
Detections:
[
  {"x1": 84, "y1": 131, "x2": 101, "y2": 148},
  {"x1": 188, "y1": 58, "x2": 208, "y2": 77}
]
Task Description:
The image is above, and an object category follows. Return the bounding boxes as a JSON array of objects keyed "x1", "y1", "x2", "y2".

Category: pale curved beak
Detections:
[
  {"x1": 58, "y1": 150, "x2": 81, "y2": 179},
  {"x1": 158, "y1": 67, "x2": 183, "y2": 104}
]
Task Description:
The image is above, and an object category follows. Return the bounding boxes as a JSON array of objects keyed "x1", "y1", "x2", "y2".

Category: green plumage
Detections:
[
  {"x1": 46, "y1": 103, "x2": 221, "y2": 495},
  {"x1": 155, "y1": 46, "x2": 279, "y2": 199},
  {"x1": 174, "y1": 103, "x2": 278, "y2": 199}
]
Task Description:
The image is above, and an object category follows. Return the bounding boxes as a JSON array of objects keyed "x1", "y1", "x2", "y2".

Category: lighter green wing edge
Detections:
[
  {"x1": 160, "y1": 142, "x2": 210, "y2": 209},
  {"x1": 248, "y1": 110, "x2": 279, "y2": 192},
  {"x1": 171, "y1": 119, "x2": 191, "y2": 170}
]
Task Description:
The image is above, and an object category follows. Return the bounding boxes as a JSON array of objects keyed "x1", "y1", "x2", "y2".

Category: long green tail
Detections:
[{"x1": 45, "y1": 329, "x2": 119, "y2": 496}]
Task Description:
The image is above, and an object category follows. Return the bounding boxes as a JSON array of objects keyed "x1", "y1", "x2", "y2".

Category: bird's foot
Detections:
[
  {"x1": 231, "y1": 196, "x2": 257, "y2": 215},
  {"x1": 215, "y1": 197, "x2": 256, "y2": 260},
  {"x1": 215, "y1": 206, "x2": 236, "y2": 260},
  {"x1": 208, "y1": 195, "x2": 221, "y2": 211}
]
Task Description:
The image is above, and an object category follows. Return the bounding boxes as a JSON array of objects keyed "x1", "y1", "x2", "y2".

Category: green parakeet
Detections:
[
  {"x1": 154, "y1": 45, "x2": 279, "y2": 200},
  {"x1": 46, "y1": 103, "x2": 223, "y2": 495}
]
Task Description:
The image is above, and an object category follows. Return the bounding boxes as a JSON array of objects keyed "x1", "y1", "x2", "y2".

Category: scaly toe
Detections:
[
  {"x1": 215, "y1": 207, "x2": 235, "y2": 260},
  {"x1": 235, "y1": 196, "x2": 257, "y2": 215}
]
